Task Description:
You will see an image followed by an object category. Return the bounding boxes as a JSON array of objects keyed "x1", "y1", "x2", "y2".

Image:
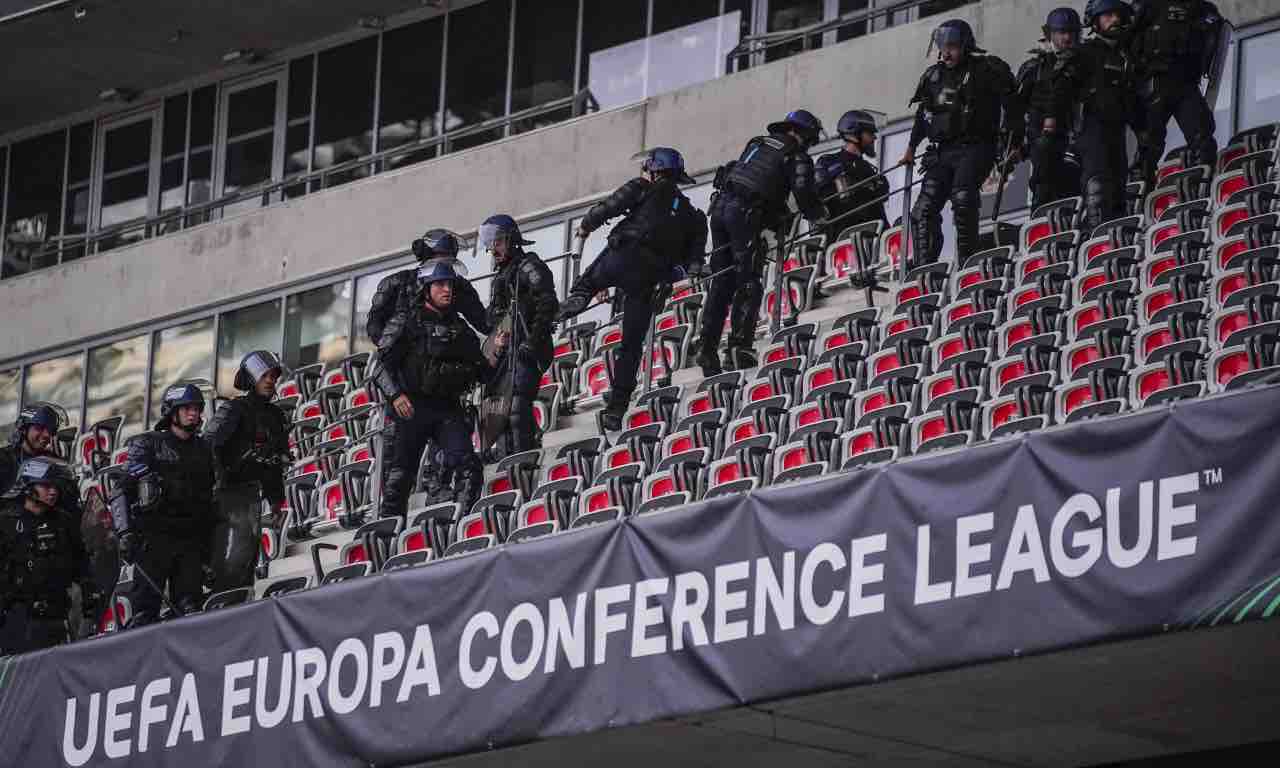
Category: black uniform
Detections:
[
  {"x1": 907, "y1": 54, "x2": 1024, "y2": 265},
  {"x1": 118, "y1": 430, "x2": 217, "y2": 623},
  {"x1": 1129, "y1": 0, "x2": 1225, "y2": 186},
  {"x1": 486, "y1": 250, "x2": 558, "y2": 456},
  {"x1": 204, "y1": 392, "x2": 290, "y2": 591},
  {"x1": 814, "y1": 148, "x2": 889, "y2": 235},
  {"x1": 703, "y1": 134, "x2": 823, "y2": 359},
  {"x1": 573, "y1": 177, "x2": 708, "y2": 400},
  {"x1": 1018, "y1": 48, "x2": 1082, "y2": 209},
  {"x1": 367, "y1": 269, "x2": 491, "y2": 343},
  {"x1": 375, "y1": 299, "x2": 490, "y2": 521},
  {"x1": 0, "y1": 497, "x2": 88, "y2": 653},
  {"x1": 1055, "y1": 36, "x2": 1139, "y2": 231}
]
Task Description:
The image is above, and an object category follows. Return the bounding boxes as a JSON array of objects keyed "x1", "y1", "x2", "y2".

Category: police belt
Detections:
[{"x1": 720, "y1": 183, "x2": 765, "y2": 210}]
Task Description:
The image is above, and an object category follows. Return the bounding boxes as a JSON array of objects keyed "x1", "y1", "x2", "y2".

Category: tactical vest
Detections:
[
  {"x1": 1, "y1": 506, "x2": 77, "y2": 604},
  {"x1": 149, "y1": 433, "x2": 214, "y2": 517},
  {"x1": 920, "y1": 64, "x2": 973, "y2": 143},
  {"x1": 1135, "y1": 0, "x2": 1211, "y2": 69},
  {"x1": 1082, "y1": 41, "x2": 1133, "y2": 121},
  {"x1": 401, "y1": 313, "x2": 483, "y2": 400},
  {"x1": 612, "y1": 179, "x2": 689, "y2": 262},
  {"x1": 1020, "y1": 51, "x2": 1060, "y2": 116},
  {"x1": 724, "y1": 134, "x2": 798, "y2": 207}
]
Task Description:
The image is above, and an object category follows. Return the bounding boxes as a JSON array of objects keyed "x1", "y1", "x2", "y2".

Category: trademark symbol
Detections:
[{"x1": 1203, "y1": 468, "x2": 1223, "y2": 486}]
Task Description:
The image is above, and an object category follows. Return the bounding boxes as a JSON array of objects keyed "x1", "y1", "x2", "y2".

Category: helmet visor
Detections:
[
  {"x1": 419, "y1": 256, "x2": 468, "y2": 278},
  {"x1": 242, "y1": 351, "x2": 286, "y2": 385},
  {"x1": 478, "y1": 222, "x2": 513, "y2": 253},
  {"x1": 933, "y1": 26, "x2": 968, "y2": 48}
]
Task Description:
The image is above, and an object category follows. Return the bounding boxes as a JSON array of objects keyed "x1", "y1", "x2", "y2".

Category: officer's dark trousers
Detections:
[
  {"x1": 380, "y1": 394, "x2": 478, "y2": 521},
  {"x1": 911, "y1": 143, "x2": 997, "y2": 266},
  {"x1": 579, "y1": 244, "x2": 667, "y2": 398},
  {"x1": 492, "y1": 345, "x2": 552, "y2": 455},
  {"x1": 700, "y1": 194, "x2": 764, "y2": 354},
  {"x1": 0, "y1": 602, "x2": 66, "y2": 653},
  {"x1": 1079, "y1": 116, "x2": 1131, "y2": 232},
  {"x1": 132, "y1": 530, "x2": 204, "y2": 624},
  {"x1": 1027, "y1": 119, "x2": 1080, "y2": 210},
  {"x1": 1136, "y1": 75, "x2": 1217, "y2": 186}
]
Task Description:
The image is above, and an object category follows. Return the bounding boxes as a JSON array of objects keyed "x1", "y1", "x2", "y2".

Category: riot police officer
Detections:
[
  {"x1": 900, "y1": 20, "x2": 1024, "y2": 267},
  {"x1": 375, "y1": 260, "x2": 492, "y2": 521},
  {"x1": 1129, "y1": 0, "x2": 1228, "y2": 187},
  {"x1": 478, "y1": 215, "x2": 559, "y2": 457},
  {"x1": 366, "y1": 228, "x2": 490, "y2": 344},
  {"x1": 816, "y1": 110, "x2": 889, "y2": 239},
  {"x1": 1017, "y1": 8, "x2": 1084, "y2": 210},
  {"x1": 205, "y1": 352, "x2": 291, "y2": 592},
  {"x1": 1058, "y1": 1, "x2": 1141, "y2": 231},
  {"x1": 1, "y1": 457, "x2": 91, "y2": 653},
  {"x1": 558, "y1": 149, "x2": 708, "y2": 428},
  {"x1": 697, "y1": 111, "x2": 826, "y2": 376},
  {"x1": 0, "y1": 404, "x2": 62, "y2": 496},
  {"x1": 109, "y1": 384, "x2": 217, "y2": 626}
]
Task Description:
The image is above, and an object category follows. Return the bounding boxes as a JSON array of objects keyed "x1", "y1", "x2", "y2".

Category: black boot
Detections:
[
  {"x1": 696, "y1": 348, "x2": 722, "y2": 377},
  {"x1": 558, "y1": 276, "x2": 598, "y2": 321},
  {"x1": 599, "y1": 388, "x2": 632, "y2": 431}
]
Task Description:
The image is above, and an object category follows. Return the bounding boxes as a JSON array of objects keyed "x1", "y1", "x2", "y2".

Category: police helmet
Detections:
[
  {"x1": 158, "y1": 383, "x2": 206, "y2": 430},
  {"x1": 416, "y1": 259, "x2": 464, "y2": 296},
  {"x1": 929, "y1": 19, "x2": 983, "y2": 56},
  {"x1": 233, "y1": 350, "x2": 286, "y2": 392},
  {"x1": 411, "y1": 228, "x2": 465, "y2": 262},
  {"x1": 837, "y1": 110, "x2": 880, "y2": 140},
  {"x1": 1083, "y1": 0, "x2": 1132, "y2": 28},
  {"x1": 641, "y1": 147, "x2": 696, "y2": 184},
  {"x1": 10, "y1": 404, "x2": 62, "y2": 449},
  {"x1": 767, "y1": 109, "x2": 824, "y2": 146},
  {"x1": 3, "y1": 456, "x2": 71, "y2": 501},
  {"x1": 478, "y1": 214, "x2": 534, "y2": 255},
  {"x1": 1043, "y1": 7, "x2": 1082, "y2": 41}
]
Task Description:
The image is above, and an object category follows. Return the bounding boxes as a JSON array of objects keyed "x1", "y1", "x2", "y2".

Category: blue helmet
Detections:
[
  {"x1": 642, "y1": 147, "x2": 696, "y2": 184},
  {"x1": 1084, "y1": 0, "x2": 1132, "y2": 28},
  {"x1": 416, "y1": 258, "x2": 464, "y2": 289},
  {"x1": 10, "y1": 404, "x2": 61, "y2": 449},
  {"x1": 837, "y1": 110, "x2": 879, "y2": 140},
  {"x1": 931, "y1": 19, "x2": 981, "y2": 54},
  {"x1": 3, "y1": 456, "x2": 72, "y2": 500},
  {"x1": 158, "y1": 383, "x2": 206, "y2": 429},
  {"x1": 768, "y1": 109, "x2": 824, "y2": 146},
  {"x1": 1044, "y1": 7, "x2": 1082, "y2": 36},
  {"x1": 411, "y1": 228, "x2": 465, "y2": 261}
]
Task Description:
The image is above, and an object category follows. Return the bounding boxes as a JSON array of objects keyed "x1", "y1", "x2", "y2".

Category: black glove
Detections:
[
  {"x1": 118, "y1": 531, "x2": 143, "y2": 564},
  {"x1": 686, "y1": 262, "x2": 709, "y2": 278}
]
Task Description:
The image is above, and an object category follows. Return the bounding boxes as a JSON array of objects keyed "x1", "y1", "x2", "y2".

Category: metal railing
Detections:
[
  {"x1": 6, "y1": 89, "x2": 598, "y2": 274},
  {"x1": 726, "y1": 0, "x2": 974, "y2": 74}
]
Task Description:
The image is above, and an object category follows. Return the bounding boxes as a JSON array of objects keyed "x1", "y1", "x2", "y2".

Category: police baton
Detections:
[
  {"x1": 819, "y1": 159, "x2": 909, "y2": 204},
  {"x1": 129, "y1": 558, "x2": 186, "y2": 619}
]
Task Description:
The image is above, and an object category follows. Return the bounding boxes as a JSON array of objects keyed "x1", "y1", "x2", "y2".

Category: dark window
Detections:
[
  {"x1": 187, "y1": 151, "x2": 212, "y2": 207},
  {"x1": 225, "y1": 134, "x2": 274, "y2": 192},
  {"x1": 4, "y1": 130, "x2": 66, "y2": 278},
  {"x1": 216, "y1": 299, "x2": 283, "y2": 394},
  {"x1": 919, "y1": 0, "x2": 973, "y2": 21},
  {"x1": 378, "y1": 17, "x2": 444, "y2": 167},
  {"x1": 285, "y1": 122, "x2": 310, "y2": 198},
  {"x1": 766, "y1": 0, "x2": 825, "y2": 62},
  {"x1": 160, "y1": 158, "x2": 185, "y2": 217},
  {"x1": 190, "y1": 86, "x2": 216, "y2": 149},
  {"x1": 283, "y1": 281, "x2": 353, "y2": 368},
  {"x1": 99, "y1": 117, "x2": 154, "y2": 251},
  {"x1": 289, "y1": 55, "x2": 315, "y2": 121},
  {"x1": 0, "y1": 145, "x2": 7, "y2": 262},
  {"x1": 223, "y1": 81, "x2": 279, "y2": 196},
  {"x1": 226, "y1": 84, "x2": 277, "y2": 139},
  {"x1": 652, "y1": 0, "x2": 720, "y2": 34},
  {"x1": 163, "y1": 94, "x2": 188, "y2": 157},
  {"x1": 67, "y1": 122, "x2": 94, "y2": 184},
  {"x1": 511, "y1": 0, "x2": 577, "y2": 128},
  {"x1": 444, "y1": 0, "x2": 512, "y2": 150},
  {"x1": 837, "y1": 0, "x2": 869, "y2": 42},
  {"x1": 103, "y1": 120, "x2": 151, "y2": 175},
  {"x1": 580, "y1": 1, "x2": 648, "y2": 93},
  {"x1": 62, "y1": 122, "x2": 94, "y2": 262},
  {"x1": 314, "y1": 36, "x2": 377, "y2": 185}
]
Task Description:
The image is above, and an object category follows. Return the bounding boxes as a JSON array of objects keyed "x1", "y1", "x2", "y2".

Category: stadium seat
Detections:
[
  {"x1": 444, "y1": 512, "x2": 496, "y2": 557},
  {"x1": 203, "y1": 588, "x2": 253, "y2": 612},
  {"x1": 321, "y1": 562, "x2": 372, "y2": 585},
  {"x1": 262, "y1": 577, "x2": 309, "y2": 598},
  {"x1": 1209, "y1": 342, "x2": 1280, "y2": 391}
]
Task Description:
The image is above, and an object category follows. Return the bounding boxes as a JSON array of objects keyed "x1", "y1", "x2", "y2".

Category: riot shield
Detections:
[
  {"x1": 209, "y1": 481, "x2": 264, "y2": 592},
  {"x1": 479, "y1": 314, "x2": 514, "y2": 456}
]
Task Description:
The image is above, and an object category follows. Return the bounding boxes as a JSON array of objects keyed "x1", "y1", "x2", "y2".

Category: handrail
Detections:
[
  {"x1": 13, "y1": 90, "x2": 598, "y2": 269},
  {"x1": 726, "y1": 0, "x2": 971, "y2": 74}
]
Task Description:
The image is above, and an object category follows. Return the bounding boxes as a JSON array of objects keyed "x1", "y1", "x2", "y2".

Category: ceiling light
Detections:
[
  {"x1": 73, "y1": 5, "x2": 88, "y2": 20},
  {"x1": 98, "y1": 87, "x2": 138, "y2": 103},
  {"x1": 222, "y1": 49, "x2": 260, "y2": 65},
  {"x1": 358, "y1": 15, "x2": 385, "y2": 30}
]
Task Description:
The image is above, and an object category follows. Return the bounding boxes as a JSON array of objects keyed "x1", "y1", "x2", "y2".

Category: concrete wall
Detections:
[{"x1": 1, "y1": 0, "x2": 1274, "y2": 364}]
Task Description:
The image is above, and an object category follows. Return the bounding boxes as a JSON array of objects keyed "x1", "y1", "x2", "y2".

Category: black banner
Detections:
[{"x1": 3, "y1": 386, "x2": 1280, "y2": 767}]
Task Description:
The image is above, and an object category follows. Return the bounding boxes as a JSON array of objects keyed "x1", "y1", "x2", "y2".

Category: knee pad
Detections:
[{"x1": 949, "y1": 188, "x2": 980, "y2": 221}]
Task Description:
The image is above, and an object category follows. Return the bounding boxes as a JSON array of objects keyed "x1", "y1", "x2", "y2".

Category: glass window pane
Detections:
[
  {"x1": 1240, "y1": 32, "x2": 1278, "y2": 138},
  {"x1": 163, "y1": 93, "x2": 189, "y2": 157},
  {"x1": 444, "y1": 0, "x2": 512, "y2": 149},
  {"x1": 354, "y1": 267, "x2": 406, "y2": 353},
  {"x1": 314, "y1": 37, "x2": 377, "y2": 178},
  {"x1": 161, "y1": 157, "x2": 184, "y2": 213},
  {"x1": 187, "y1": 150, "x2": 213, "y2": 207},
  {"x1": 379, "y1": 18, "x2": 443, "y2": 164},
  {"x1": 217, "y1": 299, "x2": 282, "y2": 394},
  {"x1": 285, "y1": 123, "x2": 310, "y2": 198},
  {"x1": 289, "y1": 55, "x2": 315, "y2": 121},
  {"x1": 101, "y1": 172, "x2": 150, "y2": 227},
  {"x1": 571, "y1": 215, "x2": 615, "y2": 327},
  {"x1": 62, "y1": 184, "x2": 91, "y2": 261},
  {"x1": 190, "y1": 85, "x2": 216, "y2": 149},
  {"x1": 86, "y1": 335, "x2": 147, "y2": 433},
  {"x1": 227, "y1": 83, "x2": 278, "y2": 138},
  {"x1": 103, "y1": 119, "x2": 152, "y2": 175},
  {"x1": 647, "y1": 12, "x2": 742, "y2": 102},
  {"x1": 582, "y1": 0, "x2": 649, "y2": 109},
  {"x1": 283, "y1": 281, "x2": 353, "y2": 369},
  {"x1": 837, "y1": 0, "x2": 869, "y2": 42},
  {"x1": 766, "y1": 0, "x2": 825, "y2": 61},
  {"x1": 523, "y1": 222, "x2": 568, "y2": 297},
  {"x1": 652, "y1": 0, "x2": 720, "y2": 34},
  {"x1": 0, "y1": 145, "x2": 6, "y2": 268},
  {"x1": 149, "y1": 318, "x2": 215, "y2": 425},
  {"x1": 4, "y1": 130, "x2": 65, "y2": 278},
  {"x1": 24, "y1": 353, "x2": 84, "y2": 430},
  {"x1": 511, "y1": 0, "x2": 577, "y2": 114},
  {"x1": 0, "y1": 368, "x2": 20, "y2": 430},
  {"x1": 582, "y1": 0, "x2": 648, "y2": 92},
  {"x1": 224, "y1": 133, "x2": 275, "y2": 193},
  {"x1": 68, "y1": 122, "x2": 94, "y2": 184}
]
